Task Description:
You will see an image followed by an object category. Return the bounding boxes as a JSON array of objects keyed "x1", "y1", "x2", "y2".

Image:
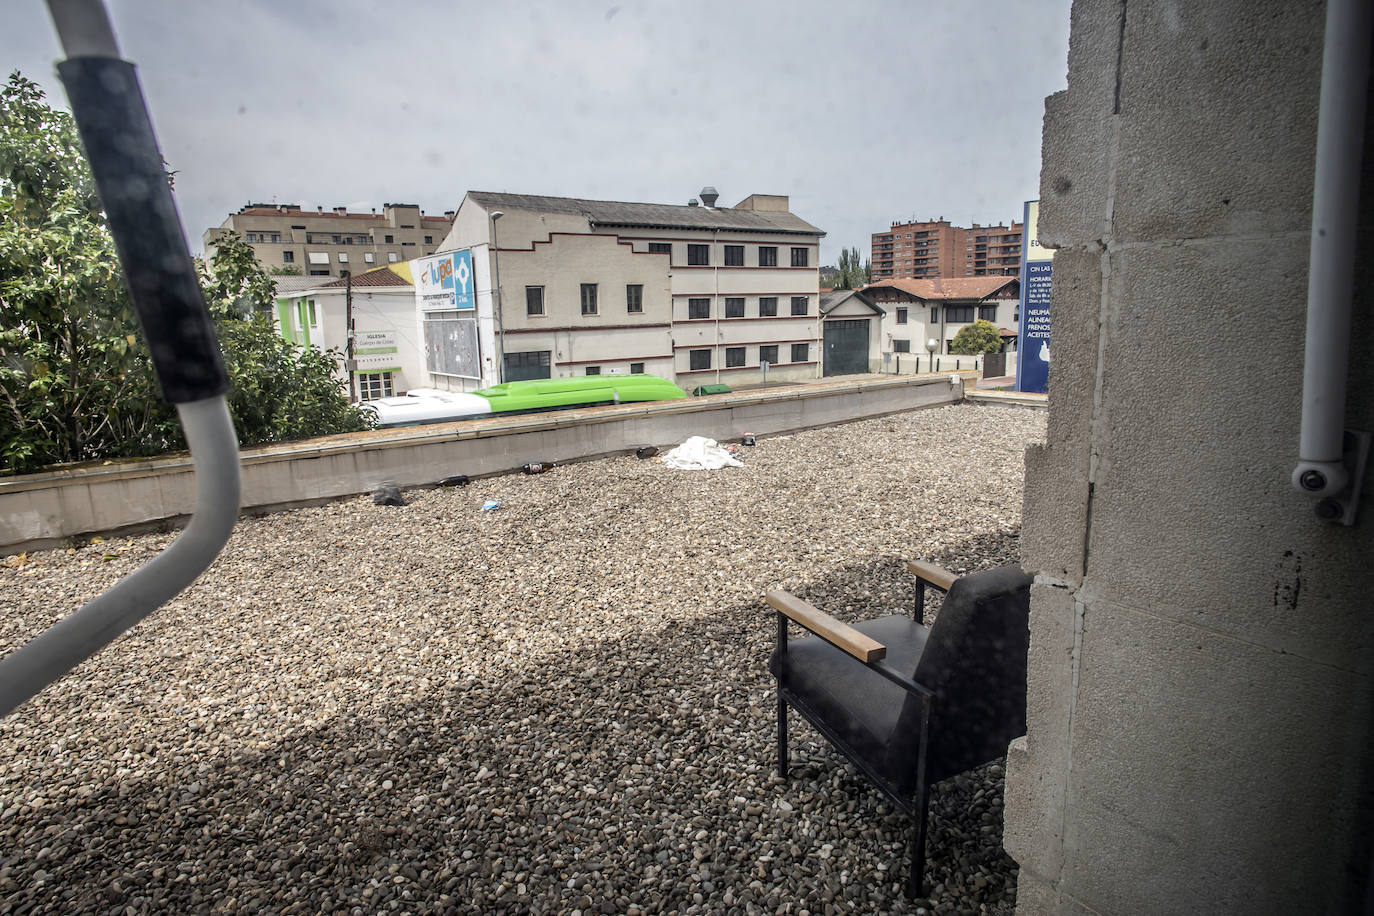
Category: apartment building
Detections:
[
  {"x1": 434, "y1": 187, "x2": 826, "y2": 389},
  {"x1": 203, "y1": 203, "x2": 454, "y2": 278},
  {"x1": 871, "y1": 218, "x2": 1023, "y2": 281}
]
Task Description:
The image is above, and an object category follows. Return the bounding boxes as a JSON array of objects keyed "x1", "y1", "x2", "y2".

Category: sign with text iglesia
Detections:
[{"x1": 1017, "y1": 200, "x2": 1052, "y2": 394}]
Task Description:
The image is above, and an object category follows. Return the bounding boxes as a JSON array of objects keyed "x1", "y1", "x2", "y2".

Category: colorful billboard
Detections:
[
  {"x1": 1017, "y1": 200, "x2": 1052, "y2": 394},
  {"x1": 415, "y1": 249, "x2": 475, "y2": 311}
]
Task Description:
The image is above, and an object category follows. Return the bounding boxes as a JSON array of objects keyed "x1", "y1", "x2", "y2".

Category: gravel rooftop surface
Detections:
[{"x1": 0, "y1": 402, "x2": 1045, "y2": 916}]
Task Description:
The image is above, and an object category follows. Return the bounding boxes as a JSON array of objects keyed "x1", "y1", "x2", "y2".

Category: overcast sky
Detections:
[{"x1": 6, "y1": 0, "x2": 1072, "y2": 264}]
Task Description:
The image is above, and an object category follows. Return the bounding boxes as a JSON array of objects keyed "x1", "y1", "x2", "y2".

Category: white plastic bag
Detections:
[{"x1": 661, "y1": 436, "x2": 744, "y2": 471}]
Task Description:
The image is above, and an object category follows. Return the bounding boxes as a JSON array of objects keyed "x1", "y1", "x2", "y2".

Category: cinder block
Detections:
[
  {"x1": 1084, "y1": 239, "x2": 1374, "y2": 673},
  {"x1": 1020, "y1": 246, "x2": 1098, "y2": 585},
  {"x1": 1111, "y1": 0, "x2": 1322, "y2": 243},
  {"x1": 1043, "y1": 247, "x2": 1100, "y2": 451},
  {"x1": 1063, "y1": 598, "x2": 1368, "y2": 915},
  {"x1": 1021, "y1": 444, "x2": 1089, "y2": 584},
  {"x1": 1005, "y1": 584, "x2": 1078, "y2": 877}
]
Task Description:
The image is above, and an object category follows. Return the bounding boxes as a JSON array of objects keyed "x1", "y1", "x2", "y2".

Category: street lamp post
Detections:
[
  {"x1": 926, "y1": 337, "x2": 938, "y2": 373},
  {"x1": 489, "y1": 210, "x2": 505, "y2": 383}
]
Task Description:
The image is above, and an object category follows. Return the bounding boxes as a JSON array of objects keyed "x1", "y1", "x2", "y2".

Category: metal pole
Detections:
[
  {"x1": 490, "y1": 213, "x2": 505, "y2": 383},
  {"x1": 344, "y1": 269, "x2": 356, "y2": 402}
]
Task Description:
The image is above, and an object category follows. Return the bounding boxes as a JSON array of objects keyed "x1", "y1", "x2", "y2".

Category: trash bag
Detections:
[{"x1": 661, "y1": 436, "x2": 744, "y2": 471}]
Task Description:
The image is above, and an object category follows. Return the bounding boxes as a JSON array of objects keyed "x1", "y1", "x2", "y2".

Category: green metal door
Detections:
[{"x1": 823, "y1": 319, "x2": 869, "y2": 376}]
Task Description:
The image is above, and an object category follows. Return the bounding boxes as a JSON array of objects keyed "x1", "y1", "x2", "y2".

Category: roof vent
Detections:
[
  {"x1": 699, "y1": 186, "x2": 719, "y2": 208},
  {"x1": 688, "y1": 198, "x2": 699, "y2": 207}
]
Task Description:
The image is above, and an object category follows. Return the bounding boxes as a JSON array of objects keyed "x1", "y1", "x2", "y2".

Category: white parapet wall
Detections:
[{"x1": 0, "y1": 374, "x2": 967, "y2": 553}]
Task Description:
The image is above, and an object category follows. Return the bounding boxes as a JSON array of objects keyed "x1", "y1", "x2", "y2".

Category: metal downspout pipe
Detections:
[{"x1": 1291, "y1": 0, "x2": 1372, "y2": 518}]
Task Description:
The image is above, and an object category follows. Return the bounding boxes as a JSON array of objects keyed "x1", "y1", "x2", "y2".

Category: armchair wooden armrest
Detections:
[
  {"x1": 765, "y1": 589, "x2": 887, "y2": 663},
  {"x1": 905, "y1": 560, "x2": 956, "y2": 592}
]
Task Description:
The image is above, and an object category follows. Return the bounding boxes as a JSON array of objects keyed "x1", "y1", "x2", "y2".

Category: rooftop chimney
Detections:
[
  {"x1": 688, "y1": 198, "x2": 699, "y2": 207},
  {"x1": 699, "y1": 186, "x2": 719, "y2": 208}
]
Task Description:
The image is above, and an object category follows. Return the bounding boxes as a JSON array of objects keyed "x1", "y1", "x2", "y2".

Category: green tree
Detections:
[
  {"x1": 833, "y1": 247, "x2": 871, "y2": 290},
  {"x1": 0, "y1": 72, "x2": 366, "y2": 474},
  {"x1": 948, "y1": 319, "x2": 1004, "y2": 355},
  {"x1": 0, "y1": 72, "x2": 172, "y2": 472},
  {"x1": 198, "y1": 233, "x2": 370, "y2": 445}
]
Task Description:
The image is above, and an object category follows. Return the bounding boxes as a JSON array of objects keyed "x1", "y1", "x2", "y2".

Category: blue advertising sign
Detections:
[
  {"x1": 1017, "y1": 200, "x2": 1051, "y2": 393},
  {"x1": 416, "y1": 249, "x2": 475, "y2": 311}
]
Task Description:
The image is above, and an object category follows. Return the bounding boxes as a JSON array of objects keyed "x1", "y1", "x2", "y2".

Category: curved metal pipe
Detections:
[{"x1": 0, "y1": 398, "x2": 240, "y2": 717}]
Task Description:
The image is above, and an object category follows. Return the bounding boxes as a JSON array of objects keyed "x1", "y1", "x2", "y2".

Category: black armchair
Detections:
[{"x1": 766, "y1": 562, "x2": 1032, "y2": 899}]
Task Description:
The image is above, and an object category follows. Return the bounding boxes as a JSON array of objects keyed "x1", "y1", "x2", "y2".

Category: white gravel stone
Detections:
[{"x1": 0, "y1": 403, "x2": 1043, "y2": 915}]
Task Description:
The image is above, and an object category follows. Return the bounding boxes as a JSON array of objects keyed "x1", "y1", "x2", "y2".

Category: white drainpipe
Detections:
[{"x1": 1291, "y1": 0, "x2": 1371, "y2": 503}]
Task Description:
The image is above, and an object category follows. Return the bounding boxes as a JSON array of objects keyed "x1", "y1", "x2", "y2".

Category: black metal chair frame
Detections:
[{"x1": 771, "y1": 562, "x2": 958, "y2": 900}]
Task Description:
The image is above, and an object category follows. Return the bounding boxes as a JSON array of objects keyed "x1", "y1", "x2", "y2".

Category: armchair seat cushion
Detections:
[{"x1": 771, "y1": 615, "x2": 930, "y2": 792}]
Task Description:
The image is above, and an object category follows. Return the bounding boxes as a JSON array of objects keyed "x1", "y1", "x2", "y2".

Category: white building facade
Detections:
[
  {"x1": 435, "y1": 189, "x2": 826, "y2": 389},
  {"x1": 860, "y1": 277, "x2": 1020, "y2": 367},
  {"x1": 274, "y1": 265, "x2": 432, "y2": 400}
]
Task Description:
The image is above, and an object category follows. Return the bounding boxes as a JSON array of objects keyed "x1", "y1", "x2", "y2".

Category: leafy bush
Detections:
[
  {"x1": 0, "y1": 72, "x2": 367, "y2": 475},
  {"x1": 948, "y1": 319, "x2": 1004, "y2": 355}
]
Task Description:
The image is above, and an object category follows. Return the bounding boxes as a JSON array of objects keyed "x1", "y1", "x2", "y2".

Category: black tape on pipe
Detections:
[{"x1": 57, "y1": 58, "x2": 228, "y2": 404}]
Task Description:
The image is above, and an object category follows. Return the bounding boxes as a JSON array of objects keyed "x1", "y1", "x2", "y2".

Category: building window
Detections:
[
  {"x1": 504, "y1": 350, "x2": 553, "y2": 381},
  {"x1": 724, "y1": 297, "x2": 745, "y2": 318},
  {"x1": 364, "y1": 252, "x2": 375, "y2": 263},
  {"x1": 759, "y1": 246, "x2": 777, "y2": 267},
  {"x1": 687, "y1": 244, "x2": 709, "y2": 266},
  {"x1": 726, "y1": 347, "x2": 745, "y2": 368},
  {"x1": 338, "y1": 252, "x2": 349, "y2": 263},
  {"x1": 894, "y1": 339, "x2": 911, "y2": 353},
  {"x1": 424, "y1": 235, "x2": 433, "y2": 245},
  {"x1": 357, "y1": 371, "x2": 395, "y2": 401},
  {"x1": 388, "y1": 253, "x2": 399, "y2": 263},
  {"x1": 581, "y1": 283, "x2": 598, "y2": 315},
  {"x1": 791, "y1": 247, "x2": 809, "y2": 267},
  {"x1": 791, "y1": 343, "x2": 809, "y2": 363},
  {"x1": 648, "y1": 242, "x2": 672, "y2": 256},
  {"x1": 282, "y1": 251, "x2": 294, "y2": 263},
  {"x1": 759, "y1": 297, "x2": 778, "y2": 317},
  {"x1": 630, "y1": 362, "x2": 645, "y2": 374},
  {"x1": 979, "y1": 305, "x2": 997, "y2": 321},
  {"x1": 586, "y1": 366, "x2": 601, "y2": 376},
  {"x1": 526, "y1": 286, "x2": 545, "y2": 316},
  {"x1": 931, "y1": 307, "x2": 939, "y2": 323},
  {"x1": 270, "y1": 233, "x2": 280, "y2": 243},
  {"x1": 759, "y1": 344, "x2": 778, "y2": 365},
  {"x1": 896, "y1": 307, "x2": 908, "y2": 325},
  {"x1": 384, "y1": 235, "x2": 394, "y2": 243},
  {"x1": 724, "y1": 245, "x2": 744, "y2": 266},
  {"x1": 946, "y1": 306, "x2": 975, "y2": 323},
  {"x1": 690, "y1": 349, "x2": 711, "y2": 370},
  {"x1": 626, "y1": 284, "x2": 644, "y2": 313},
  {"x1": 688, "y1": 298, "x2": 710, "y2": 319},
  {"x1": 791, "y1": 296, "x2": 809, "y2": 316},
  {"x1": 309, "y1": 269, "x2": 330, "y2": 276}
]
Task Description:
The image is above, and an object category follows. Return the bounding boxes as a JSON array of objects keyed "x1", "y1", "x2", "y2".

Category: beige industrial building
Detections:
[
  {"x1": 434, "y1": 188, "x2": 827, "y2": 388},
  {"x1": 203, "y1": 203, "x2": 454, "y2": 279}
]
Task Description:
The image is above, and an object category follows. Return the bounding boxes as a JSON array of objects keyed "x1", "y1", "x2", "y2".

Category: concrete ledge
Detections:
[
  {"x1": 966, "y1": 390, "x2": 1048, "y2": 410},
  {"x1": 0, "y1": 374, "x2": 961, "y2": 553}
]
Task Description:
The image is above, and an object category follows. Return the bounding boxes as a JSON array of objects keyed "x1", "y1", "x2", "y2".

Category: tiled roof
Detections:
[
  {"x1": 465, "y1": 191, "x2": 824, "y2": 236},
  {"x1": 317, "y1": 266, "x2": 413, "y2": 289},
  {"x1": 859, "y1": 276, "x2": 1018, "y2": 301}
]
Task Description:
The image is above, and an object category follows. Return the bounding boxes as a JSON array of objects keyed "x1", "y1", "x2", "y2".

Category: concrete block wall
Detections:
[{"x1": 1004, "y1": 1, "x2": 1374, "y2": 913}]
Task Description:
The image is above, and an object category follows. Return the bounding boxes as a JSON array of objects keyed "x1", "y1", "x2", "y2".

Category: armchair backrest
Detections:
[{"x1": 895, "y1": 566, "x2": 1033, "y2": 784}]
